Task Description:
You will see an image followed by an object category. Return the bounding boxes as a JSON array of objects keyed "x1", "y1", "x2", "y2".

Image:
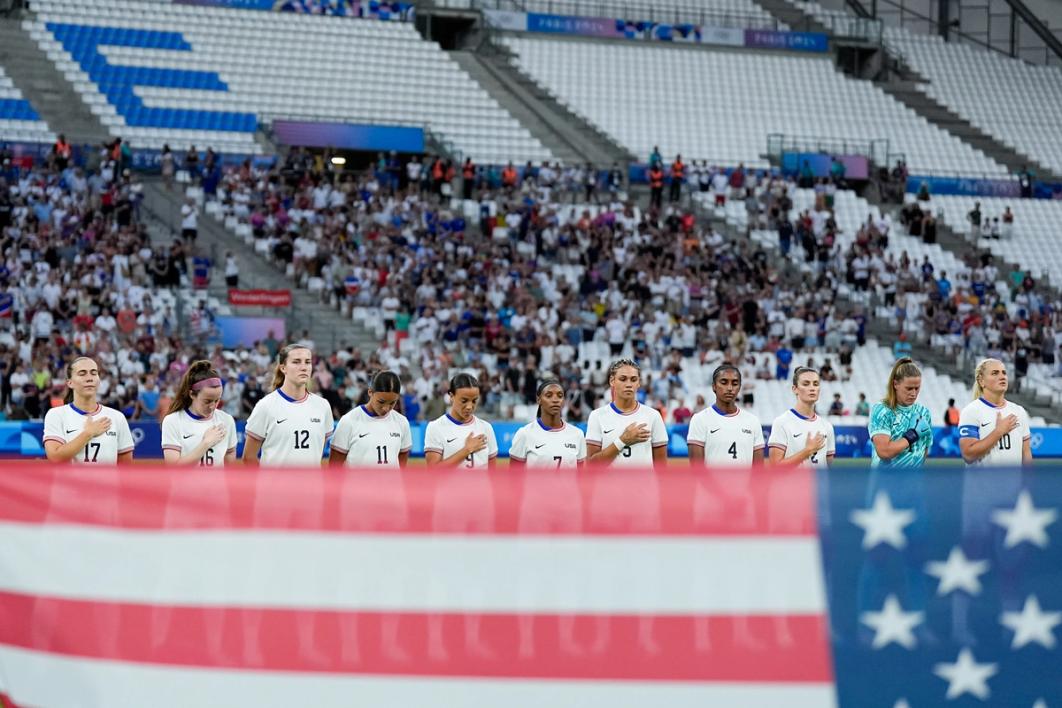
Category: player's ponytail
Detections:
[
  {"x1": 169, "y1": 360, "x2": 222, "y2": 416},
  {"x1": 883, "y1": 357, "x2": 921, "y2": 409}
]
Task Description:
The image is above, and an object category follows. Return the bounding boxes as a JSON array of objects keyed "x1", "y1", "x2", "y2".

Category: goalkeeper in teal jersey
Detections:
[{"x1": 868, "y1": 358, "x2": 934, "y2": 467}]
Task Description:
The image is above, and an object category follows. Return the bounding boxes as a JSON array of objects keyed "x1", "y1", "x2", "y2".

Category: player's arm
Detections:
[
  {"x1": 687, "y1": 443, "x2": 705, "y2": 465},
  {"x1": 44, "y1": 415, "x2": 111, "y2": 463},
  {"x1": 1022, "y1": 436, "x2": 1032, "y2": 464},
  {"x1": 328, "y1": 448, "x2": 347, "y2": 467},
  {"x1": 225, "y1": 447, "x2": 236, "y2": 464},
  {"x1": 398, "y1": 450, "x2": 410, "y2": 467},
  {"x1": 117, "y1": 450, "x2": 133, "y2": 465},
  {"x1": 587, "y1": 423, "x2": 650, "y2": 463},
  {"x1": 241, "y1": 434, "x2": 262, "y2": 466},
  {"x1": 752, "y1": 446, "x2": 765, "y2": 466},
  {"x1": 652, "y1": 442, "x2": 667, "y2": 464},
  {"x1": 958, "y1": 412, "x2": 1018, "y2": 463},
  {"x1": 768, "y1": 433, "x2": 824, "y2": 467},
  {"x1": 871, "y1": 434, "x2": 915, "y2": 461}
]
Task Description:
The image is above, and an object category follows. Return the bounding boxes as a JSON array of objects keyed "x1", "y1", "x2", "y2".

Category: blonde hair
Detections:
[
  {"x1": 972, "y1": 358, "x2": 1004, "y2": 400},
  {"x1": 270, "y1": 343, "x2": 313, "y2": 391},
  {"x1": 883, "y1": 357, "x2": 921, "y2": 409}
]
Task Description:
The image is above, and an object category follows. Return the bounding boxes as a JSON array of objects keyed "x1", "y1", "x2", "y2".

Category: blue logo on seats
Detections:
[{"x1": 46, "y1": 23, "x2": 256, "y2": 132}]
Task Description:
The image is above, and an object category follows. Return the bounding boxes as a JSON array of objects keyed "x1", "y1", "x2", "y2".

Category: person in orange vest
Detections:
[
  {"x1": 53, "y1": 134, "x2": 72, "y2": 171},
  {"x1": 648, "y1": 163, "x2": 664, "y2": 210},
  {"x1": 430, "y1": 156, "x2": 445, "y2": 197},
  {"x1": 943, "y1": 398, "x2": 960, "y2": 429},
  {"x1": 501, "y1": 162, "x2": 518, "y2": 193},
  {"x1": 669, "y1": 154, "x2": 685, "y2": 204},
  {"x1": 462, "y1": 157, "x2": 476, "y2": 200}
]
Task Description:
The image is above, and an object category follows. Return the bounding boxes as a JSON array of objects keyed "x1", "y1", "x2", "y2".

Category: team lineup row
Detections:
[{"x1": 42, "y1": 345, "x2": 1032, "y2": 469}]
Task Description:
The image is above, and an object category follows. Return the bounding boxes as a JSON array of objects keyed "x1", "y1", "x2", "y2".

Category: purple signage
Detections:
[
  {"x1": 271, "y1": 121, "x2": 424, "y2": 153},
  {"x1": 743, "y1": 29, "x2": 828, "y2": 52}
]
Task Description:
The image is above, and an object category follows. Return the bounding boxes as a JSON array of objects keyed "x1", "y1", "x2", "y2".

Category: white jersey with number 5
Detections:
[
  {"x1": 509, "y1": 420, "x2": 586, "y2": 468},
  {"x1": 586, "y1": 402, "x2": 668, "y2": 466},
  {"x1": 958, "y1": 397, "x2": 1030, "y2": 466},
  {"x1": 331, "y1": 404, "x2": 412, "y2": 467},
  {"x1": 767, "y1": 409, "x2": 836, "y2": 468},
  {"x1": 160, "y1": 408, "x2": 238, "y2": 466},
  {"x1": 687, "y1": 405, "x2": 765, "y2": 466},
  {"x1": 43, "y1": 403, "x2": 134, "y2": 464},
  {"x1": 244, "y1": 389, "x2": 334, "y2": 466},
  {"x1": 424, "y1": 413, "x2": 498, "y2": 468}
]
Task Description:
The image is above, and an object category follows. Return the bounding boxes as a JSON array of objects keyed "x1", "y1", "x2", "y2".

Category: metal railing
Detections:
[
  {"x1": 767, "y1": 133, "x2": 892, "y2": 165},
  {"x1": 466, "y1": 0, "x2": 782, "y2": 30}
]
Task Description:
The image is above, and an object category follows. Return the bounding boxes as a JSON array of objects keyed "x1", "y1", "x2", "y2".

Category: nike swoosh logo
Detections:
[
  {"x1": 276, "y1": 419, "x2": 287, "y2": 425},
  {"x1": 793, "y1": 433, "x2": 803, "y2": 438},
  {"x1": 980, "y1": 422, "x2": 991, "y2": 427},
  {"x1": 446, "y1": 438, "x2": 457, "y2": 443},
  {"x1": 183, "y1": 434, "x2": 195, "y2": 439},
  {"x1": 66, "y1": 429, "x2": 77, "y2": 434},
  {"x1": 534, "y1": 444, "x2": 545, "y2": 449},
  {"x1": 603, "y1": 429, "x2": 614, "y2": 435},
  {"x1": 358, "y1": 433, "x2": 370, "y2": 438},
  {"x1": 709, "y1": 428, "x2": 720, "y2": 434}
]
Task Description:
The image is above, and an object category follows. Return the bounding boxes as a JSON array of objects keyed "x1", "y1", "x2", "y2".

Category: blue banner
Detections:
[
  {"x1": 743, "y1": 29, "x2": 828, "y2": 52},
  {"x1": 906, "y1": 174, "x2": 1022, "y2": 198},
  {"x1": 7, "y1": 422, "x2": 1062, "y2": 459},
  {"x1": 271, "y1": 121, "x2": 424, "y2": 153}
]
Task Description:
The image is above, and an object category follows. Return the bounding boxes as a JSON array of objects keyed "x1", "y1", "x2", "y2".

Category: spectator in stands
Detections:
[
  {"x1": 648, "y1": 162, "x2": 664, "y2": 210},
  {"x1": 893, "y1": 331, "x2": 912, "y2": 360},
  {"x1": 944, "y1": 398, "x2": 959, "y2": 429},
  {"x1": 181, "y1": 197, "x2": 199, "y2": 242},
  {"x1": 855, "y1": 393, "x2": 870, "y2": 417},
  {"x1": 669, "y1": 155, "x2": 685, "y2": 204},
  {"x1": 966, "y1": 202, "x2": 982, "y2": 241},
  {"x1": 1001, "y1": 207, "x2": 1014, "y2": 240},
  {"x1": 828, "y1": 393, "x2": 844, "y2": 416}
]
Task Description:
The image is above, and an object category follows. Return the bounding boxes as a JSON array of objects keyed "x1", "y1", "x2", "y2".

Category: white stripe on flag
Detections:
[
  {"x1": 0, "y1": 644, "x2": 836, "y2": 708},
  {"x1": 0, "y1": 523, "x2": 826, "y2": 613}
]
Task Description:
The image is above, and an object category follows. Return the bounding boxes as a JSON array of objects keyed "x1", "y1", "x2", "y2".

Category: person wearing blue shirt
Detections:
[{"x1": 868, "y1": 358, "x2": 933, "y2": 467}]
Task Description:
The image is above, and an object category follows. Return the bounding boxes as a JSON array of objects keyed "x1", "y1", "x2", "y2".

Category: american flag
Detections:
[
  {"x1": 0, "y1": 463, "x2": 1056, "y2": 706},
  {"x1": 824, "y1": 466, "x2": 1061, "y2": 706}
]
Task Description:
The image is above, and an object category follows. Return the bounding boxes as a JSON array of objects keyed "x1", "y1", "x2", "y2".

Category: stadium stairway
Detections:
[
  {"x1": 750, "y1": 0, "x2": 1061, "y2": 181},
  {"x1": 141, "y1": 180, "x2": 382, "y2": 357},
  {"x1": 0, "y1": 15, "x2": 107, "y2": 145},
  {"x1": 450, "y1": 41, "x2": 635, "y2": 167}
]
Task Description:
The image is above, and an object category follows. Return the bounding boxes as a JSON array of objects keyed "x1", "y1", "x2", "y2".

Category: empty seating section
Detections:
[
  {"x1": 0, "y1": 67, "x2": 55, "y2": 144},
  {"x1": 912, "y1": 194, "x2": 1062, "y2": 283},
  {"x1": 886, "y1": 29, "x2": 1062, "y2": 175},
  {"x1": 503, "y1": 36, "x2": 1008, "y2": 174},
  {"x1": 27, "y1": 0, "x2": 552, "y2": 163}
]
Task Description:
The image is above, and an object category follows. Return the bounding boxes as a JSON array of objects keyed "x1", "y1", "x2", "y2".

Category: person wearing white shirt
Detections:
[
  {"x1": 767, "y1": 366, "x2": 836, "y2": 468},
  {"x1": 329, "y1": 371, "x2": 412, "y2": 468},
  {"x1": 160, "y1": 361, "x2": 238, "y2": 467},
  {"x1": 509, "y1": 380, "x2": 587, "y2": 469},
  {"x1": 180, "y1": 198, "x2": 198, "y2": 241},
  {"x1": 687, "y1": 365, "x2": 764, "y2": 467},
  {"x1": 586, "y1": 359, "x2": 668, "y2": 467},
  {"x1": 43, "y1": 356, "x2": 134, "y2": 464},
  {"x1": 958, "y1": 358, "x2": 1032, "y2": 466},
  {"x1": 242, "y1": 343, "x2": 334, "y2": 467},
  {"x1": 424, "y1": 373, "x2": 497, "y2": 469}
]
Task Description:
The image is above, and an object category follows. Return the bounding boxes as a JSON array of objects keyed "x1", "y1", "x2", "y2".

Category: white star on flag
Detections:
[
  {"x1": 1033, "y1": 700, "x2": 1048, "y2": 708},
  {"x1": 850, "y1": 491, "x2": 916, "y2": 550},
  {"x1": 1001, "y1": 595, "x2": 1061, "y2": 649},
  {"x1": 933, "y1": 648, "x2": 998, "y2": 700},
  {"x1": 991, "y1": 490, "x2": 1057, "y2": 549},
  {"x1": 860, "y1": 594, "x2": 924, "y2": 649},
  {"x1": 925, "y1": 546, "x2": 990, "y2": 596},
  {"x1": 894, "y1": 700, "x2": 911, "y2": 708}
]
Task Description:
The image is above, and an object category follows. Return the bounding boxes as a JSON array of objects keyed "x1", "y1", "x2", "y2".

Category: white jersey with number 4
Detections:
[
  {"x1": 43, "y1": 403, "x2": 135, "y2": 464},
  {"x1": 586, "y1": 402, "x2": 668, "y2": 466},
  {"x1": 767, "y1": 409, "x2": 836, "y2": 468},
  {"x1": 331, "y1": 404, "x2": 412, "y2": 467},
  {"x1": 424, "y1": 413, "x2": 498, "y2": 468},
  {"x1": 161, "y1": 408, "x2": 238, "y2": 466},
  {"x1": 509, "y1": 420, "x2": 586, "y2": 468},
  {"x1": 687, "y1": 405, "x2": 765, "y2": 466},
  {"x1": 958, "y1": 397, "x2": 1030, "y2": 466},
  {"x1": 244, "y1": 389, "x2": 334, "y2": 466}
]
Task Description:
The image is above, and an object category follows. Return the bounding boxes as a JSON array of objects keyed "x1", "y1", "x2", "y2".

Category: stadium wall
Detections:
[{"x1": 5, "y1": 422, "x2": 1062, "y2": 459}]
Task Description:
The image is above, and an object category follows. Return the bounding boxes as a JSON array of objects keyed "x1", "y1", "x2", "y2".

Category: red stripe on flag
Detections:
[
  {"x1": 0, "y1": 591, "x2": 831, "y2": 683},
  {"x1": 0, "y1": 465, "x2": 818, "y2": 536}
]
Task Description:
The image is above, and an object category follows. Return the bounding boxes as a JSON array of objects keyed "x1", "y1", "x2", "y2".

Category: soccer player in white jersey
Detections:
[
  {"x1": 424, "y1": 373, "x2": 498, "y2": 661},
  {"x1": 510, "y1": 379, "x2": 586, "y2": 469},
  {"x1": 424, "y1": 373, "x2": 498, "y2": 468},
  {"x1": 767, "y1": 366, "x2": 836, "y2": 468},
  {"x1": 43, "y1": 356, "x2": 134, "y2": 464},
  {"x1": 687, "y1": 364, "x2": 764, "y2": 466},
  {"x1": 959, "y1": 358, "x2": 1032, "y2": 466},
  {"x1": 242, "y1": 343, "x2": 334, "y2": 466},
  {"x1": 160, "y1": 360, "x2": 238, "y2": 466},
  {"x1": 329, "y1": 370, "x2": 412, "y2": 468},
  {"x1": 586, "y1": 359, "x2": 668, "y2": 466}
]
